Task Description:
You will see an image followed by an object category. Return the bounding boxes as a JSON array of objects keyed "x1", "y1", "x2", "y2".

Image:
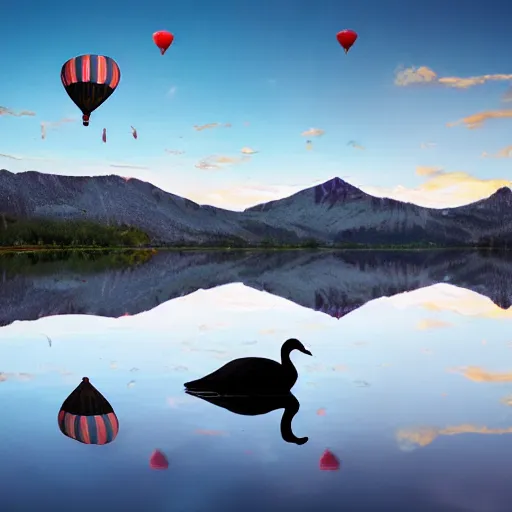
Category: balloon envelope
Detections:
[
  {"x1": 58, "y1": 377, "x2": 119, "y2": 445},
  {"x1": 150, "y1": 450, "x2": 169, "y2": 470},
  {"x1": 336, "y1": 30, "x2": 358, "y2": 53},
  {"x1": 153, "y1": 31, "x2": 174, "y2": 55},
  {"x1": 319, "y1": 449, "x2": 340, "y2": 470},
  {"x1": 61, "y1": 55, "x2": 121, "y2": 126}
]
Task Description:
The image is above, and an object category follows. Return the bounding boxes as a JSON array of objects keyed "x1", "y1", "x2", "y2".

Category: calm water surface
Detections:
[{"x1": 1, "y1": 249, "x2": 512, "y2": 512}]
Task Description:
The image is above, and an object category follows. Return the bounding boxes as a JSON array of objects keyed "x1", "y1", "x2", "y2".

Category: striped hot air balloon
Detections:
[
  {"x1": 61, "y1": 55, "x2": 121, "y2": 127},
  {"x1": 58, "y1": 377, "x2": 119, "y2": 445}
]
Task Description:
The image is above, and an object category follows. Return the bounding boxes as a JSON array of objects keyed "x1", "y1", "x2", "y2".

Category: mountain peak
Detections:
[
  {"x1": 313, "y1": 176, "x2": 365, "y2": 205},
  {"x1": 319, "y1": 176, "x2": 356, "y2": 188},
  {"x1": 485, "y1": 186, "x2": 512, "y2": 205},
  {"x1": 494, "y1": 186, "x2": 511, "y2": 196}
]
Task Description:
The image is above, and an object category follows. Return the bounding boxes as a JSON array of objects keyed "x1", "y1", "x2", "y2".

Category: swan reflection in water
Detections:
[
  {"x1": 184, "y1": 339, "x2": 311, "y2": 445},
  {"x1": 186, "y1": 390, "x2": 308, "y2": 445}
]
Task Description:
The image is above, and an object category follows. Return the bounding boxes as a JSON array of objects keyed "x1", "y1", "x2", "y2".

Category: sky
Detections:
[{"x1": 1, "y1": 0, "x2": 512, "y2": 210}]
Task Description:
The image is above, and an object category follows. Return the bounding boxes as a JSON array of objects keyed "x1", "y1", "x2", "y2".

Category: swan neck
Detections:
[
  {"x1": 281, "y1": 346, "x2": 293, "y2": 367},
  {"x1": 280, "y1": 397, "x2": 305, "y2": 444}
]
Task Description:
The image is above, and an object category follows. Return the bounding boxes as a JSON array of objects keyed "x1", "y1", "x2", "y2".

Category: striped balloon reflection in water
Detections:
[{"x1": 58, "y1": 377, "x2": 119, "y2": 445}]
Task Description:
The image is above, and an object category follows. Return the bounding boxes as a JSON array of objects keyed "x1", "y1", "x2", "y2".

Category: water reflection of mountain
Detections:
[{"x1": 1, "y1": 249, "x2": 511, "y2": 326}]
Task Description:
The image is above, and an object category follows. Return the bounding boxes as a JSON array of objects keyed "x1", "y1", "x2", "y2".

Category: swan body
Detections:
[{"x1": 184, "y1": 338, "x2": 311, "y2": 396}]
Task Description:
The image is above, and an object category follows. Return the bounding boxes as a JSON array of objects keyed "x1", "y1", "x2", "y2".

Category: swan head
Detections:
[{"x1": 283, "y1": 338, "x2": 312, "y2": 356}]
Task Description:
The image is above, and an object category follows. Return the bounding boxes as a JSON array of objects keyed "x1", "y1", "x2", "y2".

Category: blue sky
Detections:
[{"x1": 1, "y1": 0, "x2": 512, "y2": 209}]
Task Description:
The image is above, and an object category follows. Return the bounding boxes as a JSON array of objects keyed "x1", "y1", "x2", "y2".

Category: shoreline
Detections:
[{"x1": 0, "y1": 245, "x2": 508, "y2": 254}]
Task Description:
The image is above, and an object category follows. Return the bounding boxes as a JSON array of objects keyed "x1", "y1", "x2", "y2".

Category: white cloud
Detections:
[
  {"x1": 363, "y1": 169, "x2": 511, "y2": 208},
  {"x1": 301, "y1": 128, "x2": 325, "y2": 137},
  {"x1": 447, "y1": 110, "x2": 512, "y2": 129},
  {"x1": 395, "y1": 66, "x2": 512, "y2": 89},
  {"x1": 0, "y1": 106, "x2": 36, "y2": 117},
  {"x1": 481, "y1": 145, "x2": 512, "y2": 158}
]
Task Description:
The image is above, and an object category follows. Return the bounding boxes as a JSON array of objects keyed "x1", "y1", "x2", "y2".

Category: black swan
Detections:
[
  {"x1": 184, "y1": 338, "x2": 312, "y2": 395},
  {"x1": 186, "y1": 390, "x2": 308, "y2": 445}
]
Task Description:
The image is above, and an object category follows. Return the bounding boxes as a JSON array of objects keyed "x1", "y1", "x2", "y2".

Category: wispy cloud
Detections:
[
  {"x1": 168, "y1": 86, "x2": 177, "y2": 97},
  {"x1": 214, "y1": 155, "x2": 248, "y2": 164},
  {"x1": 193, "y1": 123, "x2": 221, "y2": 131},
  {"x1": 165, "y1": 149, "x2": 185, "y2": 155},
  {"x1": 416, "y1": 318, "x2": 452, "y2": 330},
  {"x1": 0, "y1": 106, "x2": 36, "y2": 117},
  {"x1": 305, "y1": 363, "x2": 347, "y2": 373},
  {"x1": 241, "y1": 146, "x2": 258, "y2": 154},
  {"x1": 109, "y1": 164, "x2": 149, "y2": 170},
  {"x1": 482, "y1": 145, "x2": 512, "y2": 158},
  {"x1": 347, "y1": 140, "x2": 365, "y2": 150},
  {"x1": 390, "y1": 283, "x2": 512, "y2": 319},
  {"x1": 0, "y1": 153, "x2": 23, "y2": 160},
  {"x1": 301, "y1": 127, "x2": 325, "y2": 137},
  {"x1": 396, "y1": 424, "x2": 512, "y2": 451},
  {"x1": 395, "y1": 66, "x2": 512, "y2": 89},
  {"x1": 415, "y1": 166, "x2": 443, "y2": 177},
  {"x1": 41, "y1": 118, "x2": 75, "y2": 139},
  {"x1": 451, "y1": 366, "x2": 512, "y2": 383},
  {"x1": 0, "y1": 153, "x2": 52, "y2": 163},
  {"x1": 190, "y1": 122, "x2": 229, "y2": 130},
  {"x1": 447, "y1": 110, "x2": 512, "y2": 129},
  {"x1": 194, "y1": 154, "x2": 250, "y2": 170},
  {"x1": 191, "y1": 182, "x2": 311, "y2": 210},
  {"x1": 0, "y1": 372, "x2": 34, "y2": 382},
  {"x1": 363, "y1": 169, "x2": 512, "y2": 208},
  {"x1": 195, "y1": 160, "x2": 219, "y2": 170},
  {"x1": 195, "y1": 429, "x2": 227, "y2": 436},
  {"x1": 420, "y1": 141, "x2": 437, "y2": 149},
  {"x1": 394, "y1": 66, "x2": 437, "y2": 86}
]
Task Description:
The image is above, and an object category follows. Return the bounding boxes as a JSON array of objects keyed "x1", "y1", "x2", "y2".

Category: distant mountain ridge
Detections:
[{"x1": 1, "y1": 169, "x2": 512, "y2": 246}]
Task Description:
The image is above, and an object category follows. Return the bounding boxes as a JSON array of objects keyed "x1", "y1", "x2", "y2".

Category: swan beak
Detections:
[{"x1": 303, "y1": 349, "x2": 312, "y2": 356}]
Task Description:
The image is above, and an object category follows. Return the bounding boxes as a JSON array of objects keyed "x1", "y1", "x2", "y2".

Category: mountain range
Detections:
[
  {"x1": 1, "y1": 249, "x2": 510, "y2": 327},
  {"x1": 1, "y1": 169, "x2": 512, "y2": 246}
]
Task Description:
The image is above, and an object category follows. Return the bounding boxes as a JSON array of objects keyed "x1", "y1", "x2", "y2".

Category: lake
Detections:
[{"x1": 1, "y1": 249, "x2": 512, "y2": 512}]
